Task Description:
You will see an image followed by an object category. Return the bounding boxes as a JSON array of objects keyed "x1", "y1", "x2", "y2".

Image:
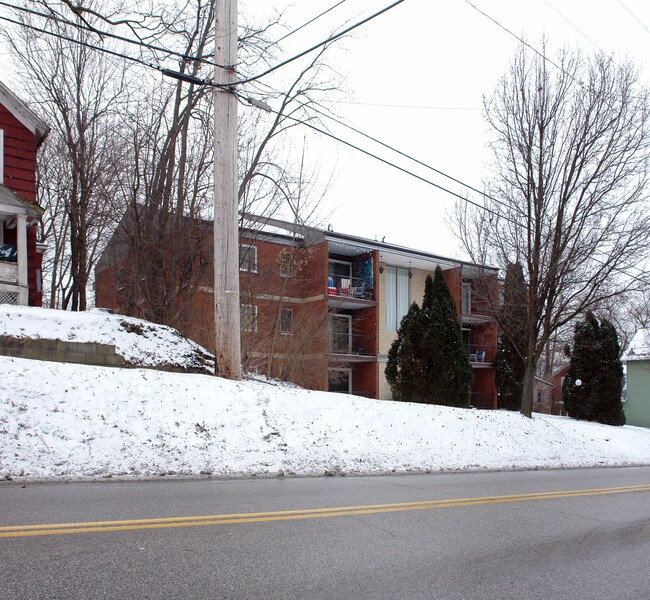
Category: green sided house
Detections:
[{"x1": 622, "y1": 328, "x2": 650, "y2": 428}]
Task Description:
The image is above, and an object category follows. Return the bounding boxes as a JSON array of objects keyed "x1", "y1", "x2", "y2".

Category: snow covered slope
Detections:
[
  {"x1": 0, "y1": 305, "x2": 214, "y2": 373},
  {"x1": 1, "y1": 306, "x2": 649, "y2": 481}
]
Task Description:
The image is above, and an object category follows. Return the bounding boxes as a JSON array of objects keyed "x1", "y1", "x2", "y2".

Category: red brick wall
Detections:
[
  {"x1": 353, "y1": 362, "x2": 378, "y2": 398},
  {"x1": 472, "y1": 368, "x2": 497, "y2": 408},
  {"x1": 443, "y1": 267, "x2": 462, "y2": 316},
  {"x1": 95, "y1": 230, "x2": 333, "y2": 390}
]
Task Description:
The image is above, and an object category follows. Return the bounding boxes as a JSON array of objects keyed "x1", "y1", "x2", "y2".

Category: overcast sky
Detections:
[
  {"x1": 240, "y1": 0, "x2": 650, "y2": 260},
  {"x1": 2, "y1": 0, "x2": 649, "y2": 262}
]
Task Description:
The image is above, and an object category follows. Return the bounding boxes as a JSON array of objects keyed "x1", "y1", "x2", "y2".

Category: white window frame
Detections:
[
  {"x1": 239, "y1": 243, "x2": 258, "y2": 273},
  {"x1": 461, "y1": 281, "x2": 472, "y2": 314},
  {"x1": 385, "y1": 265, "x2": 409, "y2": 332},
  {"x1": 328, "y1": 368, "x2": 352, "y2": 394},
  {"x1": 241, "y1": 304, "x2": 258, "y2": 332},
  {"x1": 280, "y1": 250, "x2": 294, "y2": 278},
  {"x1": 280, "y1": 308, "x2": 293, "y2": 335},
  {"x1": 330, "y1": 313, "x2": 352, "y2": 354}
]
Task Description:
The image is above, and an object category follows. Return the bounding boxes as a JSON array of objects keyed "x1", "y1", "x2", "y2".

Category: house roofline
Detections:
[
  {"x1": 0, "y1": 80, "x2": 50, "y2": 147},
  {"x1": 534, "y1": 376, "x2": 555, "y2": 388},
  {"x1": 241, "y1": 212, "x2": 499, "y2": 274},
  {"x1": 0, "y1": 184, "x2": 44, "y2": 218}
]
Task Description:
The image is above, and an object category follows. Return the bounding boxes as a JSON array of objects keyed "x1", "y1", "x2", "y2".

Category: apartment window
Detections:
[
  {"x1": 385, "y1": 266, "x2": 409, "y2": 332},
  {"x1": 240, "y1": 304, "x2": 258, "y2": 332},
  {"x1": 537, "y1": 390, "x2": 543, "y2": 404},
  {"x1": 328, "y1": 368, "x2": 352, "y2": 394},
  {"x1": 461, "y1": 281, "x2": 471, "y2": 314},
  {"x1": 239, "y1": 244, "x2": 257, "y2": 273},
  {"x1": 280, "y1": 250, "x2": 294, "y2": 278},
  {"x1": 280, "y1": 308, "x2": 293, "y2": 335},
  {"x1": 330, "y1": 314, "x2": 352, "y2": 354}
]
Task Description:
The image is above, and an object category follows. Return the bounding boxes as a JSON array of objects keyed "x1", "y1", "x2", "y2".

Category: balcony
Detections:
[
  {"x1": 0, "y1": 260, "x2": 18, "y2": 284},
  {"x1": 466, "y1": 344, "x2": 496, "y2": 366},
  {"x1": 327, "y1": 275, "x2": 376, "y2": 310},
  {"x1": 0, "y1": 246, "x2": 23, "y2": 305},
  {"x1": 328, "y1": 331, "x2": 376, "y2": 362}
]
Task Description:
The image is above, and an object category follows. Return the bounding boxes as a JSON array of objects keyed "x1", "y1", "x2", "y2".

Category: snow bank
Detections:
[
  {"x1": 0, "y1": 305, "x2": 214, "y2": 373},
  {"x1": 2, "y1": 355, "x2": 649, "y2": 481}
]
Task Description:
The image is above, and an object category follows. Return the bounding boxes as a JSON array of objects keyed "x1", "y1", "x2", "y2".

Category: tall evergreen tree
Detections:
[
  {"x1": 385, "y1": 267, "x2": 473, "y2": 407},
  {"x1": 592, "y1": 319, "x2": 625, "y2": 425},
  {"x1": 495, "y1": 263, "x2": 527, "y2": 410},
  {"x1": 562, "y1": 313, "x2": 625, "y2": 425},
  {"x1": 385, "y1": 302, "x2": 425, "y2": 401}
]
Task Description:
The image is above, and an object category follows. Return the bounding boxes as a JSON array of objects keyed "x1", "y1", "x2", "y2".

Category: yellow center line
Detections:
[{"x1": 1, "y1": 483, "x2": 649, "y2": 539}]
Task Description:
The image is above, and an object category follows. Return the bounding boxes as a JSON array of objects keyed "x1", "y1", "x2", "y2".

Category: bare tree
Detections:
[
  {"x1": 3, "y1": 1, "x2": 125, "y2": 309},
  {"x1": 3, "y1": 0, "x2": 339, "y2": 323},
  {"x1": 594, "y1": 288, "x2": 650, "y2": 355},
  {"x1": 456, "y1": 44, "x2": 650, "y2": 417},
  {"x1": 112, "y1": 0, "x2": 216, "y2": 326}
]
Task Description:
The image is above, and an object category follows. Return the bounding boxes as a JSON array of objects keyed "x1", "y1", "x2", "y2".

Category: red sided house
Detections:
[
  {"x1": 95, "y1": 214, "x2": 499, "y2": 406},
  {"x1": 0, "y1": 81, "x2": 49, "y2": 306}
]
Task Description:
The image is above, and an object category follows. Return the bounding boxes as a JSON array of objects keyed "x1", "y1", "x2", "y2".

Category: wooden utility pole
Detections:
[{"x1": 213, "y1": 0, "x2": 241, "y2": 379}]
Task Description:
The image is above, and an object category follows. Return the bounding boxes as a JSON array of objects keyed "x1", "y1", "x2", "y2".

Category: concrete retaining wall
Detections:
[{"x1": 0, "y1": 336, "x2": 125, "y2": 367}]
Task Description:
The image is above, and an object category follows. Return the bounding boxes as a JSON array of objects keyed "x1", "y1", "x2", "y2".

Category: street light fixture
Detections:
[{"x1": 575, "y1": 378, "x2": 582, "y2": 421}]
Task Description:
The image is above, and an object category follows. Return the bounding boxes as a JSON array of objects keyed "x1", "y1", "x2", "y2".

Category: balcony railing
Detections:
[
  {"x1": 466, "y1": 344, "x2": 496, "y2": 363},
  {"x1": 327, "y1": 275, "x2": 372, "y2": 300},
  {"x1": 328, "y1": 332, "x2": 376, "y2": 356},
  {"x1": 0, "y1": 261, "x2": 18, "y2": 284}
]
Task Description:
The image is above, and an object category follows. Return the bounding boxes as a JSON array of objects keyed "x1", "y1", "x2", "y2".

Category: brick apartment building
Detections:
[{"x1": 95, "y1": 214, "x2": 499, "y2": 406}]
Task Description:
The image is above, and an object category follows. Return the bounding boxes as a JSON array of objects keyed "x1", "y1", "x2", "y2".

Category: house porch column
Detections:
[{"x1": 16, "y1": 213, "x2": 28, "y2": 304}]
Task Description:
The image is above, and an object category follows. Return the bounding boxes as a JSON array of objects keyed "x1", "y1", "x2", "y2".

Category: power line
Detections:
[
  {"x1": 542, "y1": 0, "x2": 605, "y2": 54},
  {"x1": 275, "y1": 0, "x2": 348, "y2": 44},
  {"x1": 0, "y1": 13, "x2": 228, "y2": 89},
  {"x1": 272, "y1": 91, "x2": 511, "y2": 211},
  {"x1": 463, "y1": 0, "x2": 587, "y2": 89},
  {"x1": 241, "y1": 86, "x2": 649, "y2": 285},
  {"x1": 0, "y1": 13, "x2": 157, "y2": 71},
  {"x1": 237, "y1": 91, "x2": 517, "y2": 224},
  {"x1": 617, "y1": 0, "x2": 650, "y2": 36},
  {"x1": 234, "y1": 0, "x2": 406, "y2": 85},
  {"x1": 0, "y1": 1, "x2": 229, "y2": 70},
  {"x1": 246, "y1": 77, "x2": 518, "y2": 213}
]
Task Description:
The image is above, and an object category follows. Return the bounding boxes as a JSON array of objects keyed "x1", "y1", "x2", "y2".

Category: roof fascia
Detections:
[
  {"x1": 0, "y1": 80, "x2": 50, "y2": 147},
  {"x1": 0, "y1": 184, "x2": 44, "y2": 217}
]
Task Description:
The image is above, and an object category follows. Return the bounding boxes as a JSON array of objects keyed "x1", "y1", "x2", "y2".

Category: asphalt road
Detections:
[{"x1": 1, "y1": 467, "x2": 649, "y2": 600}]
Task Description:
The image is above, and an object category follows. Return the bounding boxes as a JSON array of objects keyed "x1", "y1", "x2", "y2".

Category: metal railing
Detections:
[
  {"x1": 328, "y1": 332, "x2": 376, "y2": 355},
  {"x1": 327, "y1": 275, "x2": 371, "y2": 299},
  {"x1": 466, "y1": 345, "x2": 496, "y2": 363}
]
